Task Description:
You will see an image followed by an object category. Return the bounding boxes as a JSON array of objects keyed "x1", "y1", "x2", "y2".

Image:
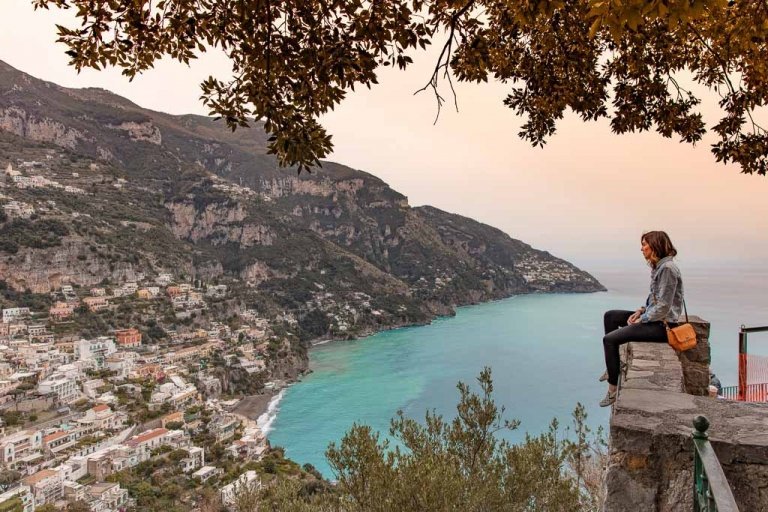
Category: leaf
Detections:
[{"x1": 588, "y1": 17, "x2": 602, "y2": 39}]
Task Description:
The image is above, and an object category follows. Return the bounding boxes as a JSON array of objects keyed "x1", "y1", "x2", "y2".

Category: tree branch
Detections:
[{"x1": 414, "y1": 0, "x2": 476, "y2": 123}]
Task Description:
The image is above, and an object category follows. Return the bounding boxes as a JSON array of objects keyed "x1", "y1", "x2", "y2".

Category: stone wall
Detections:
[
  {"x1": 603, "y1": 318, "x2": 768, "y2": 511},
  {"x1": 678, "y1": 316, "x2": 711, "y2": 395}
]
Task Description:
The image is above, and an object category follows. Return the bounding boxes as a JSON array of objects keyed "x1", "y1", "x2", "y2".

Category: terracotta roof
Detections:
[
  {"x1": 22, "y1": 469, "x2": 57, "y2": 485},
  {"x1": 43, "y1": 431, "x2": 68, "y2": 444},
  {"x1": 92, "y1": 404, "x2": 110, "y2": 413},
  {"x1": 162, "y1": 411, "x2": 183, "y2": 423},
  {"x1": 127, "y1": 428, "x2": 168, "y2": 446},
  {"x1": 87, "y1": 482, "x2": 118, "y2": 497}
]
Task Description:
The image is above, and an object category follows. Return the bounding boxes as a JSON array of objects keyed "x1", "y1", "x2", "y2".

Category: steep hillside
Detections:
[{"x1": 0, "y1": 60, "x2": 604, "y2": 342}]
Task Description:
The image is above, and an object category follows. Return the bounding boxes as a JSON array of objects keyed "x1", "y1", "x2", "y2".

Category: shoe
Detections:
[
  {"x1": 599, "y1": 391, "x2": 617, "y2": 407},
  {"x1": 599, "y1": 371, "x2": 608, "y2": 382}
]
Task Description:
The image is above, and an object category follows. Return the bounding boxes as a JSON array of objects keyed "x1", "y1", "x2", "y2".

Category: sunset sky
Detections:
[{"x1": 2, "y1": 0, "x2": 767, "y2": 272}]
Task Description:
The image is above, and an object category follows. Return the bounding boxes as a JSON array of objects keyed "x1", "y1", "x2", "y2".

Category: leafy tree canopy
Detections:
[{"x1": 35, "y1": 0, "x2": 767, "y2": 174}]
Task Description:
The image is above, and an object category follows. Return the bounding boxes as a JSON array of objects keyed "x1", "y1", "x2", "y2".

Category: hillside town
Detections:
[
  {"x1": 0, "y1": 272, "x2": 283, "y2": 511},
  {"x1": 0, "y1": 57, "x2": 610, "y2": 511}
]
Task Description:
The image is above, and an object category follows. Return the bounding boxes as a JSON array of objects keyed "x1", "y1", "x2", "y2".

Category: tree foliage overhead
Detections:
[{"x1": 35, "y1": 0, "x2": 767, "y2": 174}]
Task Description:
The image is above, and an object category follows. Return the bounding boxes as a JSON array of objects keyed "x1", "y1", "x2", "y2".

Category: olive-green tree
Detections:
[
  {"x1": 230, "y1": 479, "x2": 262, "y2": 512},
  {"x1": 0, "y1": 469, "x2": 21, "y2": 492},
  {"x1": 256, "y1": 479, "x2": 343, "y2": 512},
  {"x1": 564, "y1": 402, "x2": 607, "y2": 510},
  {"x1": 34, "y1": 0, "x2": 768, "y2": 175},
  {"x1": 229, "y1": 368, "x2": 602, "y2": 511},
  {"x1": 323, "y1": 367, "x2": 583, "y2": 511}
]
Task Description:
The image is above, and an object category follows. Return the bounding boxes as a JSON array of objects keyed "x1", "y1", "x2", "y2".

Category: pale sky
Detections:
[{"x1": 2, "y1": 0, "x2": 767, "y2": 271}]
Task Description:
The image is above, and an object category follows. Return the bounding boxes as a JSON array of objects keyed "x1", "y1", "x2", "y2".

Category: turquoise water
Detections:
[{"x1": 267, "y1": 267, "x2": 768, "y2": 477}]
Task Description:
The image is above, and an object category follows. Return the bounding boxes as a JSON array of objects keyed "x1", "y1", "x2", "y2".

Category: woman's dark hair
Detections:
[{"x1": 641, "y1": 231, "x2": 677, "y2": 264}]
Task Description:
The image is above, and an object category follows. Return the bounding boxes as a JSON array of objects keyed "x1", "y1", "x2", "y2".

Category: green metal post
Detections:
[{"x1": 692, "y1": 416, "x2": 739, "y2": 512}]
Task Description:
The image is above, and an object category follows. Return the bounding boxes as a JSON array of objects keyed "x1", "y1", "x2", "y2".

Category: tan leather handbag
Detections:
[{"x1": 666, "y1": 300, "x2": 697, "y2": 352}]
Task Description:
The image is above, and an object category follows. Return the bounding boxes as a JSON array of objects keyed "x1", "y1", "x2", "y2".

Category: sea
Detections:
[{"x1": 263, "y1": 265, "x2": 768, "y2": 477}]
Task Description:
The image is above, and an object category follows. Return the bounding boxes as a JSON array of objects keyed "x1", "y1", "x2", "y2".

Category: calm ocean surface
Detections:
[{"x1": 266, "y1": 265, "x2": 768, "y2": 477}]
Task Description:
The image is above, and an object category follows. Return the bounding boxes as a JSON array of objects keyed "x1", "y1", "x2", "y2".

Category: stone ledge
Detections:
[
  {"x1": 622, "y1": 342, "x2": 683, "y2": 393},
  {"x1": 604, "y1": 319, "x2": 768, "y2": 512}
]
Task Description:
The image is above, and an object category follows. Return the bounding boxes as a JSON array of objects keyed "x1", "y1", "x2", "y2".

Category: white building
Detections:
[
  {"x1": 220, "y1": 470, "x2": 260, "y2": 506},
  {"x1": 105, "y1": 352, "x2": 137, "y2": 379},
  {"x1": 77, "y1": 405, "x2": 127, "y2": 432},
  {"x1": 192, "y1": 465, "x2": 221, "y2": 483},
  {"x1": 0, "y1": 485, "x2": 35, "y2": 512},
  {"x1": 86, "y1": 482, "x2": 130, "y2": 511},
  {"x1": 2, "y1": 307, "x2": 30, "y2": 323},
  {"x1": 206, "y1": 284, "x2": 228, "y2": 298},
  {"x1": 75, "y1": 337, "x2": 117, "y2": 368},
  {"x1": 27, "y1": 325, "x2": 47, "y2": 337},
  {"x1": 84, "y1": 445, "x2": 142, "y2": 480},
  {"x1": 21, "y1": 469, "x2": 63, "y2": 506},
  {"x1": 125, "y1": 428, "x2": 169, "y2": 458},
  {"x1": 38, "y1": 374, "x2": 80, "y2": 403},
  {"x1": 121, "y1": 282, "x2": 138, "y2": 294},
  {"x1": 0, "y1": 430, "x2": 43, "y2": 466},
  {"x1": 82, "y1": 378, "x2": 107, "y2": 399},
  {"x1": 2, "y1": 201, "x2": 34, "y2": 219},
  {"x1": 181, "y1": 446, "x2": 205, "y2": 473},
  {"x1": 155, "y1": 273, "x2": 173, "y2": 285}
]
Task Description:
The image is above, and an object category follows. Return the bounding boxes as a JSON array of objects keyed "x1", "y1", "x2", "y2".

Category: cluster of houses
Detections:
[
  {"x1": 3, "y1": 163, "x2": 85, "y2": 195},
  {"x1": 1, "y1": 199, "x2": 35, "y2": 219},
  {"x1": 0, "y1": 398, "x2": 264, "y2": 511},
  {"x1": 48, "y1": 277, "x2": 223, "y2": 320},
  {"x1": 513, "y1": 255, "x2": 589, "y2": 289},
  {"x1": 0, "y1": 275, "x2": 278, "y2": 511}
]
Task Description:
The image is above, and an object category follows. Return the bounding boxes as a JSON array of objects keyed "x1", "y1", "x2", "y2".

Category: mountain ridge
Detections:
[{"x1": 0, "y1": 59, "x2": 604, "y2": 345}]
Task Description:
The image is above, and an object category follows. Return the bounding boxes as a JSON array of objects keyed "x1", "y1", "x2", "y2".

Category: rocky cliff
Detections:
[{"x1": 0, "y1": 60, "x2": 604, "y2": 342}]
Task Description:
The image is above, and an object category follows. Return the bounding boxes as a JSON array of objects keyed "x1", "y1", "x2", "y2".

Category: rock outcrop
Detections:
[{"x1": 0, "y1": 106, "x2": 88, "y2": 149}]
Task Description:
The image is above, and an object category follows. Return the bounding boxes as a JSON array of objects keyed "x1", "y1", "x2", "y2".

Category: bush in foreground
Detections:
[{"x1": 235, "y1": 368, "x2": 605, "y2": 511}]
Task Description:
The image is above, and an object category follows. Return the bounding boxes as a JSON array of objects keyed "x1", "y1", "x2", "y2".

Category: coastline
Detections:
[
  {"x1": 234, "y1": 389, "x2": 288, "y2": 434},
  {"x1": 238, "y1": 290, "x2": 606, "y2": 437},
  {"x1": 309, "y1": 315, "x2": 439, "y2": 347},
  {"x1": 233, "y1": 393, "x2": 276, "y2": 423},
  {"x1": 306, "y1": 286, "x2": 606, "y2": 349}
]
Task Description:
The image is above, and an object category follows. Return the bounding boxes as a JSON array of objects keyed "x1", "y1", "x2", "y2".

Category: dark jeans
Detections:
[{"x1": 603, "y1": 310, "x2": 667, "y2": 385}]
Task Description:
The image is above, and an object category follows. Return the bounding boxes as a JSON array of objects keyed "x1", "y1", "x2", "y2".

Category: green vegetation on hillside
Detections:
[
  {"x1": 0, "y1": 281, "x2": 52, "y2": 310},
  {"x1": 0, "y1": 219, "x2": 68, "y2": 253}
]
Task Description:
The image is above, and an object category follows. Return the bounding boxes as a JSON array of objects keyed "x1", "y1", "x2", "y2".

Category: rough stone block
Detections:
[
  {"x1": 604, "y1": 319, "x2": 768, "y2": 512},
  {"x1": 671, "y1": 316, "x2": 711, "y2": 395},
  {"x1": 603, "y1": 463, "x2": 656, "y2": 510}
]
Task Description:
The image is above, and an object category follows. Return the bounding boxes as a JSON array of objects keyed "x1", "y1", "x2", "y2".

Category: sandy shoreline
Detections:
[{"x1": 233, "y1": 392, "x2": 277, "y2": 422}]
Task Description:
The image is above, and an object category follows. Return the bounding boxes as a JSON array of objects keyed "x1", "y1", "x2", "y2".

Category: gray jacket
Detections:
[{"x1": 640, "y1": 256, "x2": 684, "y2": 323}]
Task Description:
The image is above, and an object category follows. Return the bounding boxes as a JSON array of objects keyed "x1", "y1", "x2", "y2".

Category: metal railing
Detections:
[
  {"x1": 738, "y1": 325, "x2": 768, "y2": 401},
  {"x1": 721, "y1": 383, "x2": 768, "y2": 402},
  {"x1": 693, "y1": 416, "x2": 739, "y2": 512}
]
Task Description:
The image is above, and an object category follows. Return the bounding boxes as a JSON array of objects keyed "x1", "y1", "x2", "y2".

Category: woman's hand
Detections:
[{"x1": 628, "y1": 309, "x2": 643, "y2": 325}]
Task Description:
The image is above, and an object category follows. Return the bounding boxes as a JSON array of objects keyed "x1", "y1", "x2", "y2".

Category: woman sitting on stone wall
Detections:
[{"x1": 599, "y1": 231, "x2": 685, "y2": 407}]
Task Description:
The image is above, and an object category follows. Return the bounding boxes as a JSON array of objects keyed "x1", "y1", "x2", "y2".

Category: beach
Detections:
[
  {"x1": 234, "y1": 393, "x2": 276, "y2": 419},
  {"x1": 233, "y1": 390, "x2": 287, "y2": 434}
]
